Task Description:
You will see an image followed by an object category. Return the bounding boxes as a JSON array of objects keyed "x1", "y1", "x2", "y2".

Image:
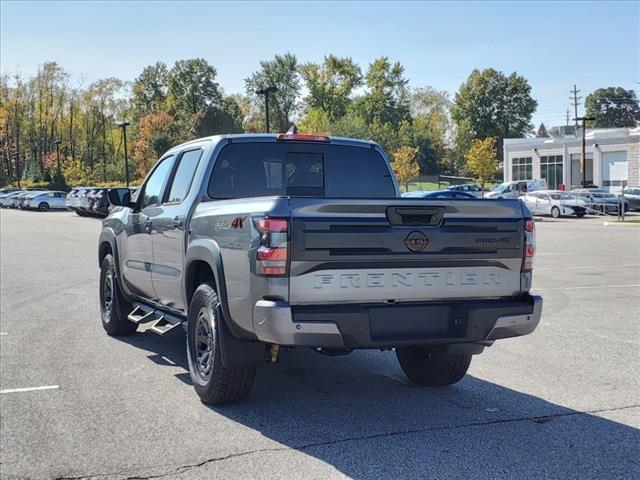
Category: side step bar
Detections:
[
  {"x1": 149, "y1": 316, "x2": 183, "y2": 336},
  {"x1": 127, "y1": 306, "x2": 155, "y2": 324},
  {"x1": 127, "y1": 303, "x2": 185, "y2": 336}
]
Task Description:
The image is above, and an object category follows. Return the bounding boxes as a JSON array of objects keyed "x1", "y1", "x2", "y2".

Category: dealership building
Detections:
[{"x1": 502, "y1": 127, "x2": 640, "y2": 192}]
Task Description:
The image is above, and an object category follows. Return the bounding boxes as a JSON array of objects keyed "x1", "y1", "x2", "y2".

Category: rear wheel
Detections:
[
  {"x1": 186, "y1": 283, "x2": 256, "y2": 404},
  {"x1": 396, "y1": 346, "x2": 471, "y2": 386},
  {"x1": 38, "y1": 202, "x2": 49, "y2": 212},
  {"x1": 576, "y1": 212, "x2": 586, "y2": 218},
  {"x1": 99, "y1": 254, "x2": 137, "y2": 336},
  {"x1": 551, "y1": 206, "x2": 561, "y2": 218}
]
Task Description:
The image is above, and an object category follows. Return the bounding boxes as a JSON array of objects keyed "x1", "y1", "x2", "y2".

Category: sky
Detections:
[{"x1": 1, "y1": 0, "x2": 638, "y2": 129}]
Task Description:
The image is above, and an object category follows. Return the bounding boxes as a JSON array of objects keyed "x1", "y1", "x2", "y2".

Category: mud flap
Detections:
[{"x1": 219, "y1": 315, "x2": 265, "y2": 369}]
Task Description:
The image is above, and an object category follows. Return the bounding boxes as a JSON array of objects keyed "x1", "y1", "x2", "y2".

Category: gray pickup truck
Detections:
[{"x1": 99, "y1": 133, "x2": 542, "y2": 404}]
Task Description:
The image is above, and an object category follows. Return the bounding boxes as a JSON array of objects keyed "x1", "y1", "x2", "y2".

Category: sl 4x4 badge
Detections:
[{"x1": 404, "y1": 231, "x2": 429, "y2": 252}]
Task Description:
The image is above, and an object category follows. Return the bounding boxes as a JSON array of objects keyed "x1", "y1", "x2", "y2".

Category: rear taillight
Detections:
[
  {"x1": 254, "y1": 217, "x2": 289, "y2": 276},
  {"x1": 523, "y1": 217, "x2": 535, "y2": 272}
]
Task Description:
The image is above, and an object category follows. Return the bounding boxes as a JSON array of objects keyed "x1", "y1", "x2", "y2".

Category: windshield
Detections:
[{"x1": 209, "y1": 142, "x2": 396, "y2": 199}]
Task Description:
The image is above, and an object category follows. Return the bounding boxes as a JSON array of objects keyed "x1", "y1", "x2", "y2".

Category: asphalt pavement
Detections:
[{"x1": 1, "y1": 208, "x2": 639, "y2": 479}]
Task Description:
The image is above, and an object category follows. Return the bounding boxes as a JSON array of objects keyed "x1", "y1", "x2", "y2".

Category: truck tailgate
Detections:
[{"x1": 288, "y1": 197, "x2": 526, "y2": 304}]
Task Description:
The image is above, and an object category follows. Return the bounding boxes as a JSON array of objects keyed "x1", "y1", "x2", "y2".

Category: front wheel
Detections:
[
  {"x1": 186, "y1": 283, "x2": 256, "y2": 405},
  {"x1": 576, "y1": 212, "x2": 586, "y2": 218},
  {"x1": 99, "y1": 254, "x2": 137, "y2": 336},
  {"x1": 38, "y1": 202, "x2": 50, "y2": 212},
  {"x1": 396, "y1": 346, "x2": 471, "y2": 386},
  {"x1": 551, "y1": 206, "x2": 561, "y2": 218}
]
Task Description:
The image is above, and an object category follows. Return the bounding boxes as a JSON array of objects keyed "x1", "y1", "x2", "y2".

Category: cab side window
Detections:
[
  {"x1": 141, "y1": 156, "x2": 175, "y2": 209},
  {"x1": 166, "y1": 149, "x2": 203, "y2": 204}
]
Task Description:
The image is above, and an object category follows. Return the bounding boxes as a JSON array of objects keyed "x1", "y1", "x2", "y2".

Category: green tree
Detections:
[
  {"x1": 360, "y1": 57, "x2": 410, "y2": 127},
  {"x1": 585, "y1": 87, "x2": 640, "y2": 128},
  {"x1": 298, "y1": 108, "x2": 331, "y2": 134},
  {"x1": 465, "y1": 137, "x2": 499, "y2": 191},
  {"x1": 132, "y1": 62, "x2": 169, "y2": 116},
  {"x1": 391, "y1": 145, "x2": 420, "y2": 191},
  {"x1": 245, "y1": 53, "x2": 301, "y2": 133},
  {"x1": 299, "y1": 55, "x2": 362, "y2": 121},
  {"x1": 168, "y1": 59, "x2": 222, "y2": 119},
  {"x1": 452, "y1": 69, "x2": 537, "y2": 160}
]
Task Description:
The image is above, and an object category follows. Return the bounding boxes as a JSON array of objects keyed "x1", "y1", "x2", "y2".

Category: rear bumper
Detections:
[{"x1": 253, "y1": 295, "x2": 542, "y2": 349}]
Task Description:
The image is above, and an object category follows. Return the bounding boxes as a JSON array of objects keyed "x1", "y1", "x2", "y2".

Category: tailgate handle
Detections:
[{"x1": 386, "y1": 206, "x2": 445, "y2": 226}]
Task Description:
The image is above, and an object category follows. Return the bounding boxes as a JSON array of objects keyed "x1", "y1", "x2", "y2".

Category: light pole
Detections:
[
  {"x1": 118, "y1": 122, "x2": 130, "y2": 187},
  {"x1": 54, "y1": 140, "x2": 62, "y2": 175},
  {"x1": 574, "y1": 116, "x2": 596, "y2": 186},
  {"x1": 255, "y1": 86, "x2": 278, "y2": 133}
]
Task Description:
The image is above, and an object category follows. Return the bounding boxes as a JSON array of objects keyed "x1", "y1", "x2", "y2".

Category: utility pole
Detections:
[
  {"x1": 565, "y1": 109, "x2": 570, "y2": 127},
  {"x1": 574, "y1": 116, "x2": 596, "y2": 187},
  {"x1": 118, "y1": 122, "x2": 130, "y2": 187},
  {"x1": 570, "y1": 85, "x2": 581, "y2": 134},
  {"x1": 255, "y1": 86, "x2": 278, "y2": 133}
]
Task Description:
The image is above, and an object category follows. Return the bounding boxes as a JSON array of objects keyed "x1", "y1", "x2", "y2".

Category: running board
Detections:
[
  {"x1": 128, "y1": 303, "x2": 185, "y2": 335},
  {"x1": 127, "y1": 306, "x2": 155, "y2": 324}
]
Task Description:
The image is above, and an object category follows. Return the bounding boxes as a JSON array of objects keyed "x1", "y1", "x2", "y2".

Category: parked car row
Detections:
[
  {"x1": 66, "y1": 186, "x2": 136, "y2": 217},
  {"x1": 402, "y1": 183, "x2": 639, "y2": 219},
  {"x1": 1, "y1": 185, "x2": 135, "y2": 216},
  {"x1": 0, "y1": 189, "x2": 68, "y2": 211}
]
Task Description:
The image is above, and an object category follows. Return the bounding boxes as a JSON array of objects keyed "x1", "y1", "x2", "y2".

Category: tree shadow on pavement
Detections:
[{"x1": 117, "y1": 331, "x2": 640, "y2": 479}]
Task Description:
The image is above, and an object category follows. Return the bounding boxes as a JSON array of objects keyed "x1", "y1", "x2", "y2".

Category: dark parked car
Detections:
[
  {"x1": 572, "y1": 189, "x2": 629, "y2": 215},
  {"x1": 622, "y1": 188, "x2": 640, "y2": 211},
  {"x1": 402, "y1": 189, "x2": 477, "y2": 199}
]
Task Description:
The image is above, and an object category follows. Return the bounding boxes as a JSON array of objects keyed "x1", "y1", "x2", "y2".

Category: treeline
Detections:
[{"x1": 2, "y1": 53, "x2": 636, "y2": 189}]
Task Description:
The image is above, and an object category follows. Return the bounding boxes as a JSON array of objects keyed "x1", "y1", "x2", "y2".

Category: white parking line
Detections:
[
  {"x1": 0, "y1": 385, "x2": 59, "y2": 394},
  {"x1": 537, "y1": 284, "x2": 640, "y2": 291},
  {"x1": 536, "y1": 263, "x2": 640, "y2": 272}
]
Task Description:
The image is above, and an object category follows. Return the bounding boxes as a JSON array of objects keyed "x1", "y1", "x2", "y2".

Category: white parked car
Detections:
[
  {"x1": 522, "y1": 190, "x2": 588, "y2": 218},
  {"x1": 26, "y1": 191, "x2": 68, "y2": 211},
  {"x1": 485, "y1": 179, "x2": 547, "y2": 199}
]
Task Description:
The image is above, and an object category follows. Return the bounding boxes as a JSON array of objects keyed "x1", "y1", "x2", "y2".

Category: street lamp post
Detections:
[
  {"x1": 118, "y1": 122, "x2": 130, "y2": 187},
  {"x1": 255, "y1": 86, "x2": 278, "y2": 133},
  {"x1": 54, "y1": 140, "x2": 62, "y2": 175}
]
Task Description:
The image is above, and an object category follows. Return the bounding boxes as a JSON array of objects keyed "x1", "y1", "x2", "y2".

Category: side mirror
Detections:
[{"x1": 108, "y1": 188, "x2": 132, "y2": 207}]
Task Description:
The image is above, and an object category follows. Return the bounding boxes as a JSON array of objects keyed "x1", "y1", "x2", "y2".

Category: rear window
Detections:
[{"x1": 208, "y1": 142, "x2": 396, "y2": 199}]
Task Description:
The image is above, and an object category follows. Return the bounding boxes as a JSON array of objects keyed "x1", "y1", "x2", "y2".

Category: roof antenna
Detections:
[{"x1": 286, "y1": 124, "x2": 298, "y2": 134}]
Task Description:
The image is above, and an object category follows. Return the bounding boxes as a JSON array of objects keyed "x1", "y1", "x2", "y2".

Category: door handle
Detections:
[{"x1": 172, "y1": 218, "x2": 184, "y2": 229}]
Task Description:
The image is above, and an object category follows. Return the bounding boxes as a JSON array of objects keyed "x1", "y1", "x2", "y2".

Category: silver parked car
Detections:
[
  {"x1": 0, "y1": 190, "x2": 26, "y2": 207},
  {"x1": 26, "y1": 191, "x2": 68, "y2": 211}
]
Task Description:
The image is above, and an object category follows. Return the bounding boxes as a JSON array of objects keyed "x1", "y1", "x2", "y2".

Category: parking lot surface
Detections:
[{"x1": 1, "y1": 208, "x2": 639, "y2": 480}]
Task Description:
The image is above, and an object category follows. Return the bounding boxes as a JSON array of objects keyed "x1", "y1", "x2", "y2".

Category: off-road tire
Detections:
[
  {"x1": 186, "y1": 283, "x2": 256, "y2": 405},
  {"x1": 99, "y1": 254, "x2": 137, "y2": 336},
  {"x1": 396, "y1": 346, "x2": 471, "y2": 386},
  {"x1": 551, "y1": 206, "x2": 561, "y2": 218}
]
